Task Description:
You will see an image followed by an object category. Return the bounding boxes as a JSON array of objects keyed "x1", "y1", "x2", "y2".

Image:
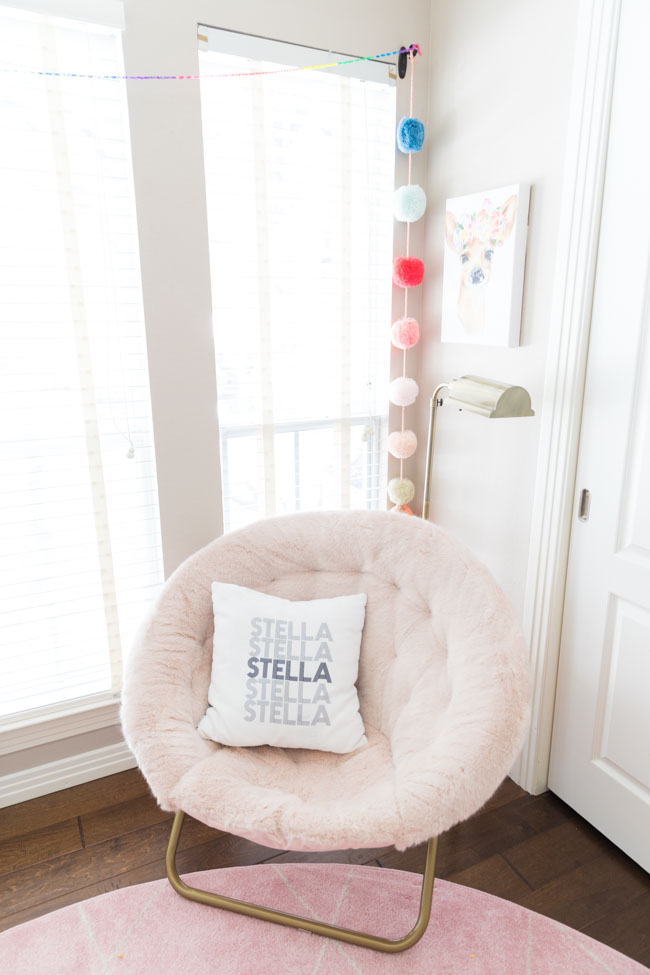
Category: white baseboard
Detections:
[{"x1": 0, "y1": 741, "x2": 137, "y2": 808}]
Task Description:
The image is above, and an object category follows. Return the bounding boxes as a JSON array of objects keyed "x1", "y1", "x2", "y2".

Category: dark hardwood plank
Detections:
[
  {"x1": 0, "y1": 768, "x2": 149, "y2": 843},
  {"x1": 0, "y1": 830, "x2": 283, "y2": 932},
  {"x1": 0, "y1": 856, "x2": 171, "y2": 932},
  {"x1": 261, "y1": 845, "x2": 391, "y2": 867},
  {"x1": 517, "y1": 851, "x2": 650, "y2": 931},
  {"x1": 477, "y1": 776, "x2": 527, "y2": 814},
  {"x1": 445, "y1": 852, "x2": 533, "y2": 900},
  {"x1": 503, "y1": 817, "x2": 612, "y2": 889},
  {"x1": 580, "y1": 890, "x2": 650, "y2": 969},
  {"x1": 81, "y1": 793, "x2": 171, "y2": 847},
  {"x1": 0, "y1": 819, "x2": 82, "y2": 876},
  {"x1": 177, "y1": 832, "x2": 289, "y2": 873},
  {"x1": 0, "y1": 815, "x2": 216, "y2": 918},
  {"x1": 439, "y1": 791, "x2": 575, "y2": 871},
  {"x1": 377, "y1": 790, "x2": 575, "y2": 880},
  {"x1": 499, "y1": 790, "x2": 577, "y2": 833}
]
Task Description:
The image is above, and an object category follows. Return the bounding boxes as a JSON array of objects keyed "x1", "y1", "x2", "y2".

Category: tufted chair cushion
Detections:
[{"x1": 122, "y1": 510, "x2": 530, "y2": 852}]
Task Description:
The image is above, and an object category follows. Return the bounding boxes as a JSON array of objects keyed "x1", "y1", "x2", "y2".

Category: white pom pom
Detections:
[
  {"x1": 393, "y1": 184, "x2": 427, "y2": 222},
  {"x1": 125, "y1": 445, "x2": 135, "y2": 459},
  {"x1": 389, "y1": 376, "x2": 419, "y2": 407},
  {"x1": 388, "y1": 430, "x2": 417, "y2": 459},
  {"x1": 388, "y1": 477, "x2": 415, "y2": 505}
]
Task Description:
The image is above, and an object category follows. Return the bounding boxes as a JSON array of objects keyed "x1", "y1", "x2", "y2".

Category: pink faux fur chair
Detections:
[{"x1": 122, "y1": 510, "x2": 530, "y2": 953}]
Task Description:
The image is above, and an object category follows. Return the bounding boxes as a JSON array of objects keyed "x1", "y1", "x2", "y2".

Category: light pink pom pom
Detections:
[
  {"x1": 391, "y1": 318, "x2": 420, "y2": 350},
  {"x1": 389, "y1": 376, "x2": 419, "y2": 407},
  {"x1": 388, "y1": 430, "x2": 417, "y2": 459}
]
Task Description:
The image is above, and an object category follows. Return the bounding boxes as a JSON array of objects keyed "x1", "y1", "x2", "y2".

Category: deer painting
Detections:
[{"x1": 445, "y1": 195, "x2": 518, "y2": 336}]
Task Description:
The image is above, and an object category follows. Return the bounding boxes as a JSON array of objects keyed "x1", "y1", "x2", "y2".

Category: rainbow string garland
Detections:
[
  {"x1": 387, "y1": 48, "x2": 426, "y2": 515},
  {"x1": 0, "y1": 43, "x2": 421, "y2": 81}
]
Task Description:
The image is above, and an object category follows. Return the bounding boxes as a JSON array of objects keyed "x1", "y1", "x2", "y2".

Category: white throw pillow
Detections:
[{"x1": 198, "y1": 582, "x2": 368, "y2": 753}]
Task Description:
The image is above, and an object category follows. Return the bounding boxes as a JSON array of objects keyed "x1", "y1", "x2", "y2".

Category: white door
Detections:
[{"x1": 548, "y1": 0, "x2": 650, "y2": 872}]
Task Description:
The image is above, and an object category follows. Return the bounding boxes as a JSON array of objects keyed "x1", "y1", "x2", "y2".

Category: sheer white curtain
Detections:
[
  {"x1": 0, "y1": 7, "x2": 163, "y2": 724},
  {"x1": 198, "y1": 30, "x2": 396, "y2": 532}
]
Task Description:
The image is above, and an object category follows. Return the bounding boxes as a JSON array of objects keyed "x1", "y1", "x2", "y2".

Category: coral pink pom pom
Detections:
[
  {"x1": 388, "y1": 429, "x2": 417, "y2": 459},
  {"x1": 393, "y1": 256, "x2": 424, "y2": 288},
  {"x1": 391, "y1": 503, "x2": 415, "y2": 515},
  {"x1": 391, "y1": 317, "x2": 420, "y2": 350}
]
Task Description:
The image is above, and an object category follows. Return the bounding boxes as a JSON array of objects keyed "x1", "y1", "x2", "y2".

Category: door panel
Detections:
[
  {"x1": 548, "y1": 0, "x2": 650, "y2": 871},
  {"x1": 597, "y1": 598, "x2": 650, "y2": 791}
]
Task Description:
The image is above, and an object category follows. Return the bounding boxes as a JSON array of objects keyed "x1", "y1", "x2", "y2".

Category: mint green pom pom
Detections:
[{"x1": 394, "y1": 185, "x2": 427, "y2": 222}]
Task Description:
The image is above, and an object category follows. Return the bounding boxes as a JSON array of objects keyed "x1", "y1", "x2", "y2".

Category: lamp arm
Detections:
[{"x1": 421, "y1": 383, "x2": 450, "y2": 521}]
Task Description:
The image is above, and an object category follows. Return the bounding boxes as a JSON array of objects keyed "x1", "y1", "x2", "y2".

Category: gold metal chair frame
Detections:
[{"x1": 165, "y1": 810, "x2": 439, "y2": 953}]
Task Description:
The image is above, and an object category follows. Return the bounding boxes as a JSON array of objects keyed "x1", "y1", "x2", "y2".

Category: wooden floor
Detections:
[{"x1": 1, "y1": 770, "x2": 649, "y2": 966}]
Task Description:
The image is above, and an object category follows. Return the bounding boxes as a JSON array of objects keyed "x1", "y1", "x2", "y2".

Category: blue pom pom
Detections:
[{"x1": 396, "y1": 116, "x2": 425, "y2": 153}]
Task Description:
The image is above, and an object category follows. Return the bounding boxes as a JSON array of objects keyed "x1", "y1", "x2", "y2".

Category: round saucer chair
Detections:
[{"x1": 122, "y1": 510, "x2": 530, "y2": 954}]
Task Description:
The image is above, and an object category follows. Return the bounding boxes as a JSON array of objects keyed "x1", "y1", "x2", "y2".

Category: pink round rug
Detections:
[{"x1": 1, "y1": 864, "x2": 646, "y2": 974}]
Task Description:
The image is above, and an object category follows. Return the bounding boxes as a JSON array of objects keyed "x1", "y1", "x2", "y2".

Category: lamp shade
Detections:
[{"x1": 444, "y1": 376, "x2": 535, "y2": 418}]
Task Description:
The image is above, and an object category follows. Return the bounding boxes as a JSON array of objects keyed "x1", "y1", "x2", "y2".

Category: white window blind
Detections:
[
  {"x1": 198, "y1": 29, "x2": 396, "y2": 532},
  {"x1": 0, "y1": 7, "x2": 163, "y2": 723}
]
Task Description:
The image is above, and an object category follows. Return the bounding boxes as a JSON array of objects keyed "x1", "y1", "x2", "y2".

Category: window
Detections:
[
  {"x1": 198, "y1": 29, "x2": 396, "y2": 532},
  {"x1": 0, "y1": 7, "x2": 163, "y2": 726}
]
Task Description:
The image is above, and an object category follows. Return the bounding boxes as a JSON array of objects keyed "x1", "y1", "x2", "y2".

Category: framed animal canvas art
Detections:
[{"x1": 441, "y1": 183, "x2": 530, "y2": 346}]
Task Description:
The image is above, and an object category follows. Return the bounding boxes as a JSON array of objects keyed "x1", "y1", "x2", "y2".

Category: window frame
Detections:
[
  {"x1": 198, "y1": 27, "x2": 397, "y2": 531},
  {"x1": 0, "y1": 0, "x2": 161, "y2": 754}
]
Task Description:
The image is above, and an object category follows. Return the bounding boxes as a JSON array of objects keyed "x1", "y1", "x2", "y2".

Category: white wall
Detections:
[{"x1": 414, "y1": 0, "x2": 579, "y2": 615}]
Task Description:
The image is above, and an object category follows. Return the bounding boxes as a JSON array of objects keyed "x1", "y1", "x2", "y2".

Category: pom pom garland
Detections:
[
  {"x1": 391, "y1": 317, "x2": 420, "y2": 349},
  {"x1": 389, "y1": 376, "x2": 419, "y2": 407},
  {"x1": 388, "y1": 477, "x2": 415, "y2": 505},
  {"x1": 396, "y1": 116, "x2": 425, "y2": 153},
  {"x1": 387, "y1": 55, "x2": 424, "y2": 515},
  {"x1": 393, "y1": 184, "x2": 427, "y2": 222},
  {"x1": 393, "y1": 256, "x2": 424, "y2": 288},
  {"x1": 388, "y1": 429, "x2": 417, "y2": 459}
]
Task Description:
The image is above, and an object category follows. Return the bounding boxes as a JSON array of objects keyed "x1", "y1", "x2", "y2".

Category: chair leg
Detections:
[{"x1": 165, "y1": 810, "x2": 438, "y2": 954}]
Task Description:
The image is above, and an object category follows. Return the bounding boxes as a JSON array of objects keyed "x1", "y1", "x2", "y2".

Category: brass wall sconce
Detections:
[{"x1": 422, "y1": 375, "x2": 535, "y2": 520}]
